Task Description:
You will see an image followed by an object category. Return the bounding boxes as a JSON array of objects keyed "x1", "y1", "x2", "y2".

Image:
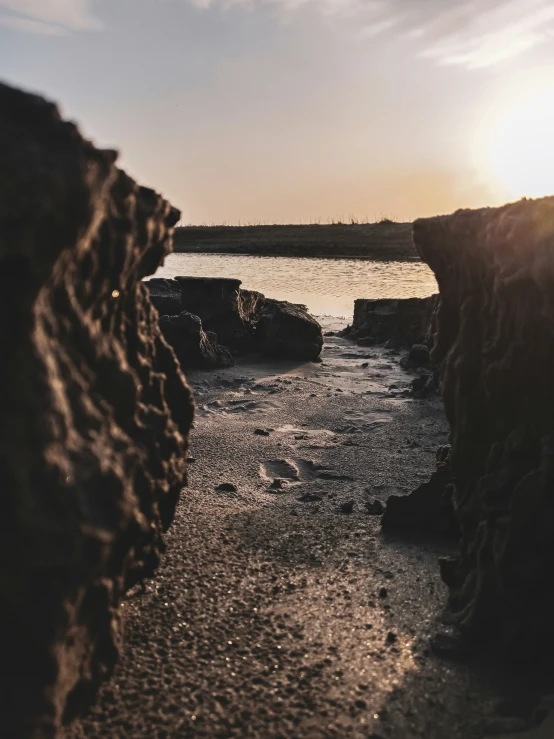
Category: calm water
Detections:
[{"x1": 155, "y1": 253, "x2": 437, "y2": 319}]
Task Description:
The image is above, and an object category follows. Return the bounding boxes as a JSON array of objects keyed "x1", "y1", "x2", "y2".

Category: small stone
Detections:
[
  {"x1": 187, "y1": 457, "x2": 196, "y2": 463},
  {"x1": 298, "y1": 493, "x2": 323, "y2": 502},
  {"x1": 378, "y1": 587, "x2": 388, "y2": 599},
  {"x1": 269, "y1": 478, "x2": 287, "y2": 491},
  {"x1": 361, "y1": 362, "x2": 369, "y2": 368},
  {"x1": 340, "y1": 500, "x2": 355, "y2": 514},
  {"x1": 215, "y1": 482, "x2": 237, "y2": 493},
  {"x1": 366, "y1": 499, "x2": 385, "y2": 515},
  {"x1": 254, "y1": 428, "x2": 270, "y2": 436},
  {"x1": 386, "y1": 631, "x2": 397, "y2": 645}
]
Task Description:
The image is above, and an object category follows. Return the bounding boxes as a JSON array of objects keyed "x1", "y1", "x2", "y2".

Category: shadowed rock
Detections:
[
  {"x1": 159, "y1": 311, "x2": 233, "y2": 369},
  {"x1": 256, "y1": 298, "x2": 324, "y2": 361},
  {"x1": 408, "y1": 197, "x2": 554, "y2": 655},
  {"x1": 0, "y1": 82, "x2": 194, "y2": 736},
  {"x1": 148, "y1": 276, "x2": 264, "y2": 352},
  {"x1": 382, "y1": 446, "x2": 457, "y2": 537},
  {"x1": 146, "y1": 277, "x2": 324, "y2": 362},
  {"x1": 344, "y1": 295, "x2": 438, "y2": 346},
  {"x1": 146, "y1": 277, "x2": 183, "y2": 316}
]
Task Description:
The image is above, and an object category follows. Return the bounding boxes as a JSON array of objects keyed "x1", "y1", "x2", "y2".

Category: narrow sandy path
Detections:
[{"x1": 66, "y1": 327, "x2": 527, "y2": 739}]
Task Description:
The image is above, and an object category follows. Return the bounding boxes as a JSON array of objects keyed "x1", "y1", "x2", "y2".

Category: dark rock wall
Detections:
[
  {"x1": 0, "y1": 82, "x2": 194, "y2": 735},
  {"x1": 345, "y1": 296, "x2": 438, "y2": 346},
  {"x1": 412, "y1": 197, "x2": 554, "y2": 653}
]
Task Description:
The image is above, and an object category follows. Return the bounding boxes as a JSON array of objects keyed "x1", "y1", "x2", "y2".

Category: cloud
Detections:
[
  {"x1": 190, "y1": 0, "x2": 554, "y2": 69},
  {"x1": 1, "y1": 0, "x2": 551, "y2": 69},
  {"x1": 408, "y1": 0, "x2": 554, "y2": 69},
  {"x1": 0, "y1": 0, "x2": 103, "y2": 34}
]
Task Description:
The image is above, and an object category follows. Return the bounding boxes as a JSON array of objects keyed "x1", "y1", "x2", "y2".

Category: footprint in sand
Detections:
[
  {"x1": 260, "y1": 458, "x2": 354, "y2": 486},
  {"x1": 335, "y1": 410, "x2": 393, "y2": 433},
  {"x1": 274, "y1": 424, "x2": 335, "y2": 442},
  {"x1": 198, "y1": 399, "x2": 281, "y2": 416}
]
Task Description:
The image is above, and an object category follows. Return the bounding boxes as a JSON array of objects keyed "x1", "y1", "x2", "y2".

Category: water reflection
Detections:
[{"x1": 155, "y1": 254, "x2": 437, "y2": 318}]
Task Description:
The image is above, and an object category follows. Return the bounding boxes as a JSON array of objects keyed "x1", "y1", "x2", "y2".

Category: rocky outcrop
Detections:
[
  {"x1": 382, "y1": 446, "x2": 457, "y2": 537},
  {"x1": 407, "y1": 197, "x2": 554, "y2": 655},
  {"x1": 0, "y1": 82, "x2": 194, "y2": 736},
  {"x1": 148, "y1": 276, "x2": 264, "y2": 352},
  {"x1": 146, "y1": 277, "x2": 324, "y2": 364},
  {"x1": 256, "y1": 298, "x2": 324, "y2": 361},
  {"x1": 343, "y1": 295, "x2": 438, "y2": 346},
  {"x1": 159, "y1": 311, "x2": 233, "y2": 369},
  {"x1": 146, "y1": 277, "x2": 183, "y2": 316}
]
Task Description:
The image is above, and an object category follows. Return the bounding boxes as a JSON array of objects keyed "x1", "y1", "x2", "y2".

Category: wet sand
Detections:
[{"x1": 65, "y1": 321, "x2": 546, "y2": 739}]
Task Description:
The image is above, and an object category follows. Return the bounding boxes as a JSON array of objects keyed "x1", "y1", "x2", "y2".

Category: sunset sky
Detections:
[{"x1": 2, "y1": 0, "x2": 554, "y2": 223}]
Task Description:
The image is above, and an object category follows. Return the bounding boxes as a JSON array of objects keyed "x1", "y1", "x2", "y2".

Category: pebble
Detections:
[
  {"x1": 254, "y1": 428, "x2": 271, "y2": 436},
  {"x1": 215, "y1": 483, "x2": 237, "y2": 493},
  {"x1": 340, "y1": 501, "x2": 355, "y2": 514},
  {"x1": 298, "y1": 493, "x2": 323, "y2": 502}
]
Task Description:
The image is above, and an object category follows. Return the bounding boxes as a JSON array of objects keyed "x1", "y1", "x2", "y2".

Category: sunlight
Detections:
[{"x1": 476, "y1": 74, "x2": 554, "y2": 200}]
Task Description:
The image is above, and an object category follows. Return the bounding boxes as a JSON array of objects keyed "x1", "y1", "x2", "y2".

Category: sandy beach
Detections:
[{"x1": 63, "y1": 318, "x2": 534, "y2": 739}]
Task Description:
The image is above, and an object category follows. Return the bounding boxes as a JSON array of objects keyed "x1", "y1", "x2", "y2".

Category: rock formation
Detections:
[
  {"x1": 343, "y1": 295, "x2": 438, "y2": 346},
  {"x1": 256, "y1": 298, "x2": 324, "y2": 361},
  {"x1": 159, "y1": 311, "x2": 233, "y2": 369},
  {"x1": 0, "y1": 82, "x2": 194, "y2": 736},
  {"x1": 397, "y1": 198, "x2": 554, "y2": 654},
  {"x1": 382, "y1": 446, "x2": 457, "y2": 537},
  {"x1": 148, "y1": 276, "x2": 263, "y2": 352},
  {"x1": 146, "y1": 277, "x2": 324, "y2": 365}
]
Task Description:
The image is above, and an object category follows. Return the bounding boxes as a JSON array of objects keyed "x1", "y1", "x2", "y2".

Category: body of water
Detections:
[{"x1": 155, "y1": 253, "x2": 437, "y2": 319}]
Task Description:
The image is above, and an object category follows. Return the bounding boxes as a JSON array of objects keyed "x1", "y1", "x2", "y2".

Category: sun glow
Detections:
[{"x1": 475, "y1": 73, "x2": 554, "y2": 201}]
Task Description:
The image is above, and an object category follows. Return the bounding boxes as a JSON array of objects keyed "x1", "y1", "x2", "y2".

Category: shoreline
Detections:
[{"x1": 173, "y1": 222, "x2": 418, "y2": 261}]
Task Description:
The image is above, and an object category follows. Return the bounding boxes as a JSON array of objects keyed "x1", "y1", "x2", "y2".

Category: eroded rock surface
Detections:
[
  {"x1": 411, "y1": 197, "x2": 554, "y2": 654},
  {"x1": 343, "y1": 295, "x2": 438, "y2": 346},
  {"x1": 159, "y1": 311, "x2": 233, "y2": 369},
  {"x1": 382, "y1": 446, "x2": 457, "y2": 537},
  {"x1": 146, "y1": 277, "x2": 324, "y2": 364},
  {"x1": 257, "y1": 298, "x2": 324, "y2": 361},
  {"x1": 0, "y1": 82, "x2": 194, "y2": 736},
  {"x1": 148, "y1": 276, "x2": 264, "y2": 352}
]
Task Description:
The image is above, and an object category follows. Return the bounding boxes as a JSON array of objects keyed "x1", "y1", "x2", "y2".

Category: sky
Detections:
[{"x1": 2, "y1": 0, "x2": 554, "y2": 223}]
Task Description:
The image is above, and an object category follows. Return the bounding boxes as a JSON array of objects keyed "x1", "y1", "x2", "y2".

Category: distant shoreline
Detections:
[{"x1": 172, "y1": 222, "x2": 419, "y2": 261}]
